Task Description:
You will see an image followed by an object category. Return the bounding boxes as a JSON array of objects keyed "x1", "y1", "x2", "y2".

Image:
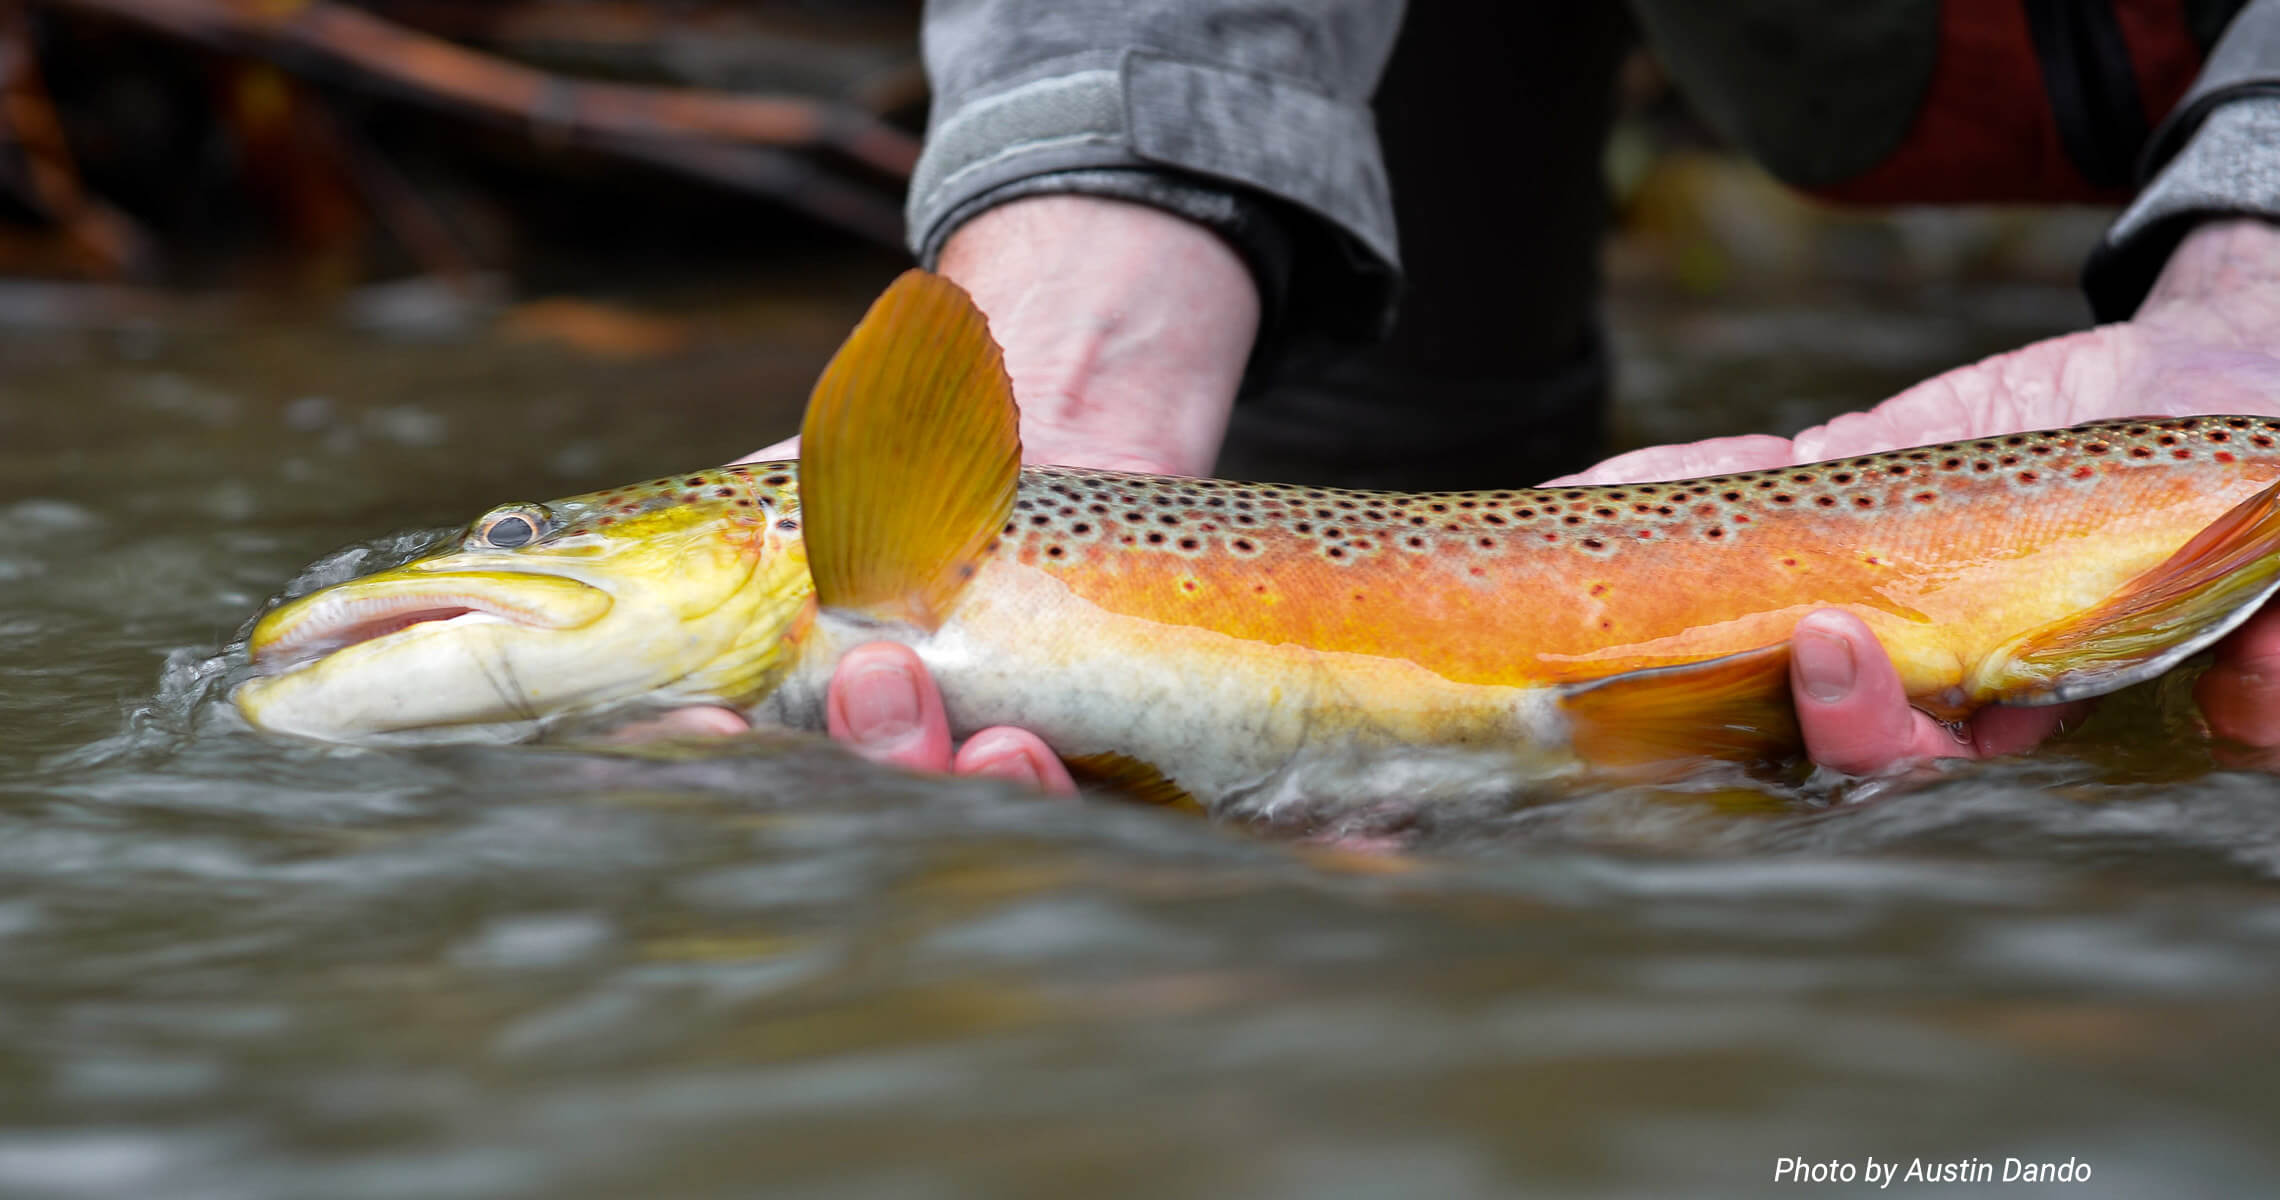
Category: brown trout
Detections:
[{"x1": 233, "y1": 271, "x2": 2280, "y2": 803}]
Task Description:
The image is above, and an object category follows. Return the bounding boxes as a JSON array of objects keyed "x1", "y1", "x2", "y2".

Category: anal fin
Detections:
[
  {"x1": 1978, "y1": 479, "x2": 2280, "y2": 706},
  {"x1": 1559, "y1": 644, "x2": 1799, "y2": 768}
]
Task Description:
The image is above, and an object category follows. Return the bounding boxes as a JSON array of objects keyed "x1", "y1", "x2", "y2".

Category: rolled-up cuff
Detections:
[
  {"x1": 905, "y1": 52, "x2": 1399, "y2": 337},
  {"x1": 2084, "y1": 97, "x2": 2280, "y2": 321}
]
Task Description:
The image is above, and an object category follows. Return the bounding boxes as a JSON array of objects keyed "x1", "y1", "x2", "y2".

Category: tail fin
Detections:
[{"x1": 1977, "y1": 479, "x2": 2280, "y2": 705}]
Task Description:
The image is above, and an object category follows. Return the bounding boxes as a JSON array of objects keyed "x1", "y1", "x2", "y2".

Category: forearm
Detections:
[{"x1": 936, "y1": 194, "x2": 1258, "y2": 476}]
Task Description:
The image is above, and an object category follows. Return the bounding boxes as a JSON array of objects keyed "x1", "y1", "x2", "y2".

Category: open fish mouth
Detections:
[{"x1": 248, "y1": 570, "x2": 614, "y2": 668}]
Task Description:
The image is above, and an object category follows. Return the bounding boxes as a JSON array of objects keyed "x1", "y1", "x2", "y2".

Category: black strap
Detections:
[{"x1": 2023, "y1": 0, "x2": 2152, "y2": 189}]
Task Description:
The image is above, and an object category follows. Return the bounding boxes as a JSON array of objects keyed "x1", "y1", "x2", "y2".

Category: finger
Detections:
[
  {"x1": 1791, "y1": 608, "x2": 1970, "y2": 772},
  {"x1": 735, "y1": 434, "x2": 800, "y2": 465},
  {"x1": 601, "y1": 705, "x2": 750, "y2": 742},
  {"x1": 825, "y1": 642, "x2": 954, "y2": 771},
  {"x1": 1965, "y1": 700, "x2": 2088, "y2": 758},
  {"x1": 1543, "y1": 434, "x2": 1797, "y2": 486},
  {"x1": 2197, "y1": 604, "x2": 2280, "y2": 747},
  {"x1": 952, "y1": 726, "x2": 1079, "y2": 795}
]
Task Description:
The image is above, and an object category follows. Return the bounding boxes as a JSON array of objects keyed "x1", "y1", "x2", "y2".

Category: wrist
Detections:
[
  {"x1": 2142, "y1": 218, "x2": 2280, "y2": 306},
  {"x1": 2133, "y1": 218, "x2": 2280, "y2": 351},
  {"x1": 937, "y1": 194, "x2": 1260, "y2": 476}
]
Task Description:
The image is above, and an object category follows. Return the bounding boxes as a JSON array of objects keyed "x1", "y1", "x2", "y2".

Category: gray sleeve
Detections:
[
  {"x1": 2084, "y1": 0, "x2": 2280, "y2": 321},
  {"x1": 906, "y1": 0, "x2": 1405, "y2": 338}
]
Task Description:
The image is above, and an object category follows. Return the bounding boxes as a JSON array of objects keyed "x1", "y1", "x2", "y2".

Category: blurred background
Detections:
[{"x1": 0, "y1": 0, "x2": 2108, "y2": 447}]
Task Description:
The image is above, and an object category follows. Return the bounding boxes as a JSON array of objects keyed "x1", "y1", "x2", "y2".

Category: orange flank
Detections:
[
  {"x1": 233, "y1": 269, "x2": 2280, "y2": 802},
  {"x1": 987, "y1": 417, "x2": 2280, "y2": 711}
]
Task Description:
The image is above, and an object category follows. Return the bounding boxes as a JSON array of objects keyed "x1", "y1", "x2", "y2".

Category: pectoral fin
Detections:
[
  {"x1": 1559, "y1": 644, "x2": 1799, "y2": 767},
  {"x1": 1975, "y1": 479, "x2": 2280, "y2": 706},
  {"x1": 1064, "y1": 752, "x2": 1203, "y2": 814},
  {"x1": 798, "y1": 270, "x2": 1021, "y2": 629}
]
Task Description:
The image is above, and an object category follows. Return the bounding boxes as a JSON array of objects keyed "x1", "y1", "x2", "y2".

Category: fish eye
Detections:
[{"x1": 475, "y1": 507, "x2": 548, "y2": 548}]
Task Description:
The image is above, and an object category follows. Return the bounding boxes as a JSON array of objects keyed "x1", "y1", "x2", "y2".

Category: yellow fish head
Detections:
[{"x1": 233, "y1": 464, "x2": 815, "y2": 740}]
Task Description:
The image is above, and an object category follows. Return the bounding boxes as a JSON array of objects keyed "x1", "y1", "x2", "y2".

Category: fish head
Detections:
[{"x1": 233, "y1": 463, "x2": 816, "y2": 740}]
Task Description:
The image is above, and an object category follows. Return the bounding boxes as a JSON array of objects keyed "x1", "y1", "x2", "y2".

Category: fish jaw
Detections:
[
  {"x1": 235, "y1": 534, "x2": 814, "y2": 740},
  {"x1": 247, "y1": 569, "x2": 614, "y2": 667}
]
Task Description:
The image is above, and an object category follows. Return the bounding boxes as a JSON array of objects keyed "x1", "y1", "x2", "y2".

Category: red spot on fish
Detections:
[
  {"x1": 2173, "y1": 448, "x2": 2192, "y2": 459},
  {"x1": 1590, "y1": 584, "x2": 1607, "y2": 597},
  {"x1": 1914, "y1": 491, "x2": 1937, "y2": 502},
  {"x1": 1783, "y1": 558, "x2": 1798, "y2": 567},
  {"x1": 2217, "y1": 451, "x2": 2237, "y2": 464}
]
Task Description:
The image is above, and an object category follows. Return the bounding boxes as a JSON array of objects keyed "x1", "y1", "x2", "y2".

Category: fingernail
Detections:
[
  {"x1": 844, "y1": 660, "x2": 921, "y2": 745},
  {"x1": 965, "y1": 749, "x2": 1042, "y2": 786},
  {"x1": 1794, "y1": 628, "x2": 1857, "y2": 703}
]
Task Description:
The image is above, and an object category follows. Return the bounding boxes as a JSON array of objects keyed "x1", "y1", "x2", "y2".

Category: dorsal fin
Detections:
[{"x1": 798, "y1": 270, "x2": 1021, "y2": 628}]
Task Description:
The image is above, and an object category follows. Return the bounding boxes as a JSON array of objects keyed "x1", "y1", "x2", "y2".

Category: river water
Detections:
[{"x1": 5, "y1": 264, "x2": 2278, "y2": 1199}]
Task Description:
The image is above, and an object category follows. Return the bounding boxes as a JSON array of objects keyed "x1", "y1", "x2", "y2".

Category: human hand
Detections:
[
  {"x1": 614, "y1": 643, "x2": 1077, "y2": 792},
  {"x1": 1554, "y1": 218, "x2": 2280, "y2": 771},
  {"x1": 690, "y1": 195, "x2": 1261, "y2": 784},
  {"x1": 739, "y1": 193, "x2": 1259, "y2": 476}
]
